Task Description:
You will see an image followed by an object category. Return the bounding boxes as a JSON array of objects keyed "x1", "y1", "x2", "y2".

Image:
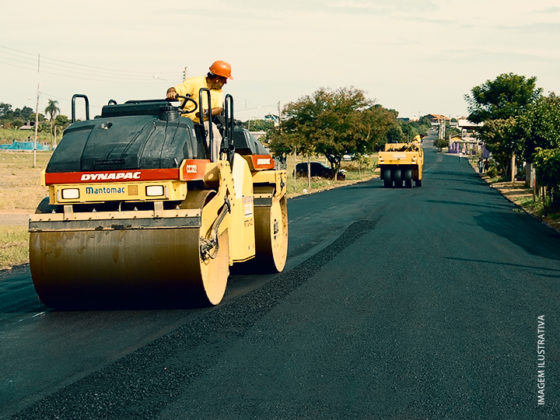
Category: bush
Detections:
[
  {"x1": 434, "y1": 138, "x2": 449, "y2": 150},
  {"x1": 533, "y1": 147, "x2": 560, "y2": 212},
  {"x1": 486, "y1": 161, "x2": 499, "y2": 178}
]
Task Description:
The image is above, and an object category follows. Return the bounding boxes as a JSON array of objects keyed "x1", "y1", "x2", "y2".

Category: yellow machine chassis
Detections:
[{"x1": 29, "y1": 156, "x2": 289, "y2": 307}]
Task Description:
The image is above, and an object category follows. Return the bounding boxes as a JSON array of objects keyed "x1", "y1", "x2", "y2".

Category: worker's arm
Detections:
[{"x1": 196, "y1": 107, "x2": 223, "y2": 120}]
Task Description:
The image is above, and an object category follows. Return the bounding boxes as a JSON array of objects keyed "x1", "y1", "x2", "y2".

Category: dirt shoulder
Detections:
[
  {"x1": 0, "y1": 211, "x2": 33, "y2": 227},
  {"x1": 287, "y1": 173, "x2": 378, "y2": 199},
  {"x1": 469, "y1": 161, "x2": 560, "y2": 234}
]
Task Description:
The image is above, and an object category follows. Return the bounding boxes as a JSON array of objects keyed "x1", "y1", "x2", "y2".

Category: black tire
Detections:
[
  {"x1": 415, "y1": 179, "x2": 422, "y2": 187},
  {"x1": 382, "y1": 168, "x2": 392, "y2": 188},
  {"x1": 35, "y1": 197, "x2": 62, "y2": 214},
  {"x1": 404, "y1": 168, "x2": 413, "y2": 188},
  {"x1": 393, "y1": 168, "x2": 402, "y2": 188}
]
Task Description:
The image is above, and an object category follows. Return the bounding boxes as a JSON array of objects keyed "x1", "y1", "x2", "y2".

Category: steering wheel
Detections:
[{"x1": 173, "y1": 94, "x2": 198, "y2": 114}]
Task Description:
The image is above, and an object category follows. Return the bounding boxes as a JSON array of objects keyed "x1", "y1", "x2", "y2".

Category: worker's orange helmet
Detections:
[{"x1": 209, "y1": 60, "x2": 233, "y2": 80}]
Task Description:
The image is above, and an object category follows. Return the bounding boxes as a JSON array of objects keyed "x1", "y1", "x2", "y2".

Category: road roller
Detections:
[
  {"x1": 378, "y1": 141, "x2": 424, "y2": 188},
  {"x1": 29, "y1": 91, "x2": 288, "y2": 307}
]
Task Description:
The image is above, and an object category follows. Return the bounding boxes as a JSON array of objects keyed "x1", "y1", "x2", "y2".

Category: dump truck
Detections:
[
  {"x1": 378, "y1": 141, "x2": 423, "y2": 188},
  {"x1": 29, "y1": 91, "x2": 288, "y2": 307}
]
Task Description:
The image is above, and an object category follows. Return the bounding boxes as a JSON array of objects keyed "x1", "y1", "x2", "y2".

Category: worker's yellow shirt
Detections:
[{"x1": 173, "y1": 75, "x2": 223, "y2": 123}]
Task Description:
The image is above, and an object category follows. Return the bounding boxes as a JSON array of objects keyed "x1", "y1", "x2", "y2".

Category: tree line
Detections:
[
  {"x1": 0, "y1": 100, "x2": 70, "y2": 146},
  {"x1": 465, "y1": 73, "x2": 560, "y2": 212},
  {"x1": 263, "y1": 87, "x2": 430, "y2": 178}
]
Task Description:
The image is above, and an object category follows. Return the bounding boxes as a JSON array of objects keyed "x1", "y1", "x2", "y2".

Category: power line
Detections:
[{"x1": 0, "y1": 45, "x2": 179, "y2": 83}]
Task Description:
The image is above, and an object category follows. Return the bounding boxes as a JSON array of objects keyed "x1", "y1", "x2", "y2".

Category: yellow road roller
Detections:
[
  {"x1": 29, "y1": 91, "x2": 288, "y2": 307},
  {"x1": 378, "y1": 141, "x2": 423, "y2": 188}
]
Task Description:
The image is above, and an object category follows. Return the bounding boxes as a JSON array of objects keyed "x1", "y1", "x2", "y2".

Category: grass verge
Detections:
[
  {"x1": 0, "y1": 226, "x2": 28, "y2": 270},
  {"x1": 467, "y1": 157, "x2": 560, "y2": 233},
  {"x1": 0, "y1": 150, "x2": 51, "y2": 211}
]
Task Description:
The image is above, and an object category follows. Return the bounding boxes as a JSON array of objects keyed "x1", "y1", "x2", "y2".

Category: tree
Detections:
[
  {"x1": 465, "y1": 73, "x2": 542, "y2": 123},
  {"x1": 18, "y1": 106, "x2": 34, "y2": 121},
  {"x1": 361, "y1": 105, "x2": 399, "y2": 150},
  {"x1": 465, "y1": 73, "x2": 542, "y2": 175},
  {"x1": 518, "y1": 93, "x2": 560, "y2": 162},
  {"x1": 0, "y1": 102, "x2": 13, "y2": 118},
  {"x1": 267, "y1": 127, "x2": 299, "y2": 164},
  {"x1": 386, "y1": 125, "x2": 403, "y2": 143},
  {"x1": 477, "y1": 118, "x2": 521, "y2": 176},
  {"x1": 45, "y1": 99, "x2": 60, "y2": 147},
  {"x1": 243, "y1": 119, "x2": 275, "y2": 131},
  {"x1": 282, "y1": 87, "x2": 385, "y2": 179},
  {"x1": 434, "y1": 138, "x2": 449, "y2": 151},
  {"x1": 532, "y1": 147, "x2": 560, "y2": 212}
]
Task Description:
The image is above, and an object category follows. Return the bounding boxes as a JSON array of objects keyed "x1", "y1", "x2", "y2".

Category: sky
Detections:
[{"x1": 1, "y1": 0, "x2": 560, "y2": 121}]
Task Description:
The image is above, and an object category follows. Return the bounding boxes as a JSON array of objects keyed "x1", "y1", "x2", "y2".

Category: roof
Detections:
[{"x1": 426, "y1": 113, "x2": 450, "y2": 121}]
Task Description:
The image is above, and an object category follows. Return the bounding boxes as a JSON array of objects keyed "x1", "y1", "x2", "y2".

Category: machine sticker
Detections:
[
  {"x1": 81, "y1": 172, "x2": 141, "y2": 181},
  {"x1": 45, "y1": 168, "x2": 180, "y2": 184},
  {"x1": 250, "y1": 154, "x2": 275, "y2": 170},
  {"x1": 243, "y1": 196, "x2": 254, "y2": 218},
  {"x1": 180, "y1": 159, "x2": 210, "y2": 180},
  {"x1": 85, "y1": 186, "x2": 126, "y2": 195}
]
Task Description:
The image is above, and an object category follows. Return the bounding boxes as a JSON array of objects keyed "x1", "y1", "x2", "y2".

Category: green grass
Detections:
[
  {"x1": 284, "y1": 154, "x2": 378, "y2": 196},
  {"x1": 0, "y1": 226, "x2": 28, "y2": 270},
  {"x1": 0, "y1": 128, "x2": 56, "y2": 144},
  {"x1": 0, "y1": 151, "x2": 51, "y2": 210}
]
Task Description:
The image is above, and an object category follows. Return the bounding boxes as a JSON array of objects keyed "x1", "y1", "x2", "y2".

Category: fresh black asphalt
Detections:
[{"x1": 1, "y1": 137, "x2": 558, "y2": 418}]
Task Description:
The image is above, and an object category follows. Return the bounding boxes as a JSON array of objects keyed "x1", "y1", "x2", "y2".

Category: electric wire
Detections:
[{"x1": 0, "y1": 45, "x2": 179, "y2": 82}]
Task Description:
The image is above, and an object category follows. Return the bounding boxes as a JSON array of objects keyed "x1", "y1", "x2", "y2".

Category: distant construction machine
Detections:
[
  {"x1": 29, "y1": 91, "x2": 288, "y2": 307},
  {"x1": 378, "y1": 141, "x2": 424, "y2": 188}
]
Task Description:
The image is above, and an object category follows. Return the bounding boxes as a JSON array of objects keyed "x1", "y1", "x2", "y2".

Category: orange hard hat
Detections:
[{"x1": 209, "y1": 60, "x2": 233, "y2": 80}]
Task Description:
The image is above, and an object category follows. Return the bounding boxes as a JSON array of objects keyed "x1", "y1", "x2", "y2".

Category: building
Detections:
[
  {"x1": 424, "y1": 114, "x2": 450, "y2": 127},
  {"x1": 448, "y1": 119, "x2": 484, "y2": 154}
]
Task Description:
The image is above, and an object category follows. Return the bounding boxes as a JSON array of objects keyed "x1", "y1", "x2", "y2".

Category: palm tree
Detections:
[{"x1": 45, "y1": 99, "x2": 60, "y2": 148}]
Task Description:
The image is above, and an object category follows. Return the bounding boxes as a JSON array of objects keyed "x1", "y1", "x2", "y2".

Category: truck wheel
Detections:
[
  {"x1": 404, "y1": 169, "x2": 413, "y2": 188},
  {"x1": 393, "y1": 168, "x2": 402, "y2": 188},
  {"x1": 382, "y1": 168, "x2": 392, "y2": 188}
]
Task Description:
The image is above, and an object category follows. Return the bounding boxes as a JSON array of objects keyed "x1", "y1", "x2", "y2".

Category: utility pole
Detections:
[
  {"x1": 33, "y1": 53, "x2": 40, "y2": 168},
  {"x1": 278, "y1": 100, "x2": 295, "y2": 192}
]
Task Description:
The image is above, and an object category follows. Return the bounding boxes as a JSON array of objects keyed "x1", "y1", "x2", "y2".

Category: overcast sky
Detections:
[{"x1": 2, "y1": 0, "x2": 560, "y2": 121}]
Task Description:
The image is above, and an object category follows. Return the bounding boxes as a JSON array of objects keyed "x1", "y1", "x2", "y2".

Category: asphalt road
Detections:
[{"x1": 1, "y1": 136, "x2": 559, "y2": 418}]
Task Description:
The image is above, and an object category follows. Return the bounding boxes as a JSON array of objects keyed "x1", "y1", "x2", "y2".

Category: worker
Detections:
[{"x1": 166, "y1": 60, "x2": 233, "y2": 160}]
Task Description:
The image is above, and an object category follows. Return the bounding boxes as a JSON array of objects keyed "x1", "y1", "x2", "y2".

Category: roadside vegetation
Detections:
[
  {"x1": 0, "y1": 101, "x2": 69, "y2": 148},
  {"x1": 465, "y1": 73, "x2": 560, "y2": 214},
  {"x1": 0, "y1": 226, "x2": 28, "y2": 270},
  {"x1": 0, "y1": 150, "x2": 50, "y2": 211},
  {"x1": 0, "y1": 151, "x2": 50, "y2": 270},
  {"x1": 466, "y1": 155, "x2": 560, "y2": 232},
  {"x1": 263, "y1": 87, "x2": 430, "y2": 180},
  {"x1": 285, "y1": 154, "x2": 378, "y2": 196}
]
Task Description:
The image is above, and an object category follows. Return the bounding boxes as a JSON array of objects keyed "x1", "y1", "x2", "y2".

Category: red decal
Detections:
[
  {"x1": 45, "y1": 168, "x2": 180, "y2": 185},
  {"x1": 250, "y1": 154, "x2": 274, "y2": 170},
  {"x1": 181, "y1": 159, "x2": 210, "y2": 180}
]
